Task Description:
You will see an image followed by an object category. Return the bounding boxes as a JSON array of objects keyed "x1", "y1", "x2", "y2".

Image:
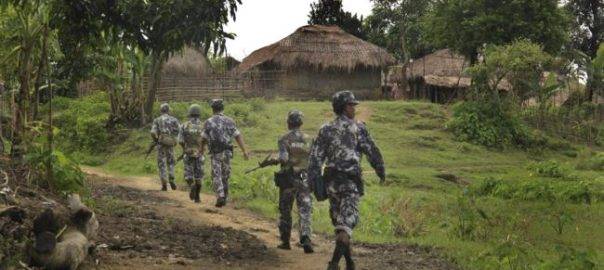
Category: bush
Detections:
[
  {"x1": 576, "y1": 152, "x2": 604, "y2": 171},
  {"x1": 447, "y1": 101, "x2": 531, "y2": 148},
  {"x1": 470, "y1": 177, "x2": 596, "y2": 204},
  {"x1": 528, "y1": 160, "x2": 568, "y2": 178},
  {"x1": 25, "y1": 147, "x2": 85, "y2": 194}
]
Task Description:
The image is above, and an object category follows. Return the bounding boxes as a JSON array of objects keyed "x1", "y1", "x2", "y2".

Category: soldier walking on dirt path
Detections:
[
  {"x1": 262, "y1": 110, "x2": 314, "y2": 253},
  {"x1": 178, "y1": 104, "x2": 205, "y2": 203},
  {"x1": 150, "y1": 103, "x2": 180, "y2": 191},
  {"x1": 308, "y1": 91, "x2": 386, "y2": 270},
  {"x1": 201, "y1": 99, "x2": 250, "y2": 207}
]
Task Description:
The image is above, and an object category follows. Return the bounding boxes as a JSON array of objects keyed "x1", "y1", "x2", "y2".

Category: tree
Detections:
[
  {"x1": 424, "y1": 0, "x2": 569, "y2": 62},
  {"x1": 308, "y1": 0, "x2": 366, "y2": 39},
  {"x1": 365, "y1": 0, "x2": 434, "y2": 62},
  {"x1": 467, "y1": 40, "x2": 553, "y2": 105},
  {"x1": 119, "y1": 0, "x2": 240, "y2": 123},
  {"x1": 565, "y1": 0, "x2": 603, "y2": 101}
]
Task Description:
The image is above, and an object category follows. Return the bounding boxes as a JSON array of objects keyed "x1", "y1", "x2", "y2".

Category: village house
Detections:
[{"x1": 235, "y1": 25, "x2": 396, "y2": 99}]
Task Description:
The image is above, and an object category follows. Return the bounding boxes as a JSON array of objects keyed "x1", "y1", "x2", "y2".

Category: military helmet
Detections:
[
  {"x1": 160, "y1": 103, "x2": 170, "y2": 113},
  {"x1": 332, "y1": 90, "x2": 359, "y2": 114},
  {"x1": 209, "y1": 99, "x2": 224, "y2": 111},
  {"x1": 188, "y1": 104, "x2": 201, "y2": 117},
  {"x1": 287, "y1": 110, "x2": 304, "y2": 127}
]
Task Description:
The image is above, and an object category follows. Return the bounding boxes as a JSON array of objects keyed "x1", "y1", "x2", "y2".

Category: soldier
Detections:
[
  {"x1": 178, "y1": 104, "x2": 205, "y2": 203},
  {"x1": 263, "y1": 110, "x2": 314, "y2": 253},
  {"x1": 150, "y1": 103, "x2": 180, "y2": 191},
  {"x1": 308, "y1": 91, "x2": 385, "y2": 270},
  {"x1": 201, "y1": 99, "x2": 250, "y2": 207}
]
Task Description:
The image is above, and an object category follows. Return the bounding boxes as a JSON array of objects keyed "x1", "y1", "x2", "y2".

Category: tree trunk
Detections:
[
  {"x1": 11, "y1": 44, "x2": 34, "y2": 158},
  {"x1": 33, "y1": 26, "x2": 49, "y2": 120},
  {"x1": 144, "y1": 52, "x2": 164, "y2": 124}
]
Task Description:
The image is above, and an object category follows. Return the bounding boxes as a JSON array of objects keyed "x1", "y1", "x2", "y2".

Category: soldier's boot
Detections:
[
  {"x1": 277, "y1": 230, "x2": 291, "y2": 250},
  {"x1": 194, "y1": 183, "x2": 201, "y2": 203},
  {"x1": 161, "y1": 183, "x2": 168, "y2": 191},
  {"x1": 327, "y1": 231, "x2": 348, "y2": 270},
  {"x1": 189, "y1": 183, "x2": 196, "y2": 201},
  {"x1": 326, "y1": 261, "x2": 340, "y2": 270},
  {"x1": 300, "y1": 235, "x2": 314, "y2": 254},
  {"x1": 169, "y1": 182, "x2": 177, "y2": 191},
  {"x1": 215, "y1": 197, "x2": 226, "y2": 208},
  {"x1": 338, "y1": 232, "x2": 355, "y2": 270}
]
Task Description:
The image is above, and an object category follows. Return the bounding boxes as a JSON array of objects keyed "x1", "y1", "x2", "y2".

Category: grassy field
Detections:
[{"x1": 54, "y1": 95, "x2": 603, "y2": 269}]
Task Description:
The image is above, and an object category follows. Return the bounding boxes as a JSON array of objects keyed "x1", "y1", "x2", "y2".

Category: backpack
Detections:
[
  {"x1": 183, "y1": 121, "x2": 203, "y2": 157},
  {"x1": 157, "y1": 116, "x2": 177, "y2": 147}
]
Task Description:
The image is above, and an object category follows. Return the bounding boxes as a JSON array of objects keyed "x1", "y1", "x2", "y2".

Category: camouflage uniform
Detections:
[
  {"x1": 276, "y1": 128, "x2": 313, "y2": 248},
  {"x1": 178, "y1": 118, "x2": 205, "y2": 185},
  {"x1": 202, "y1": 112, "x2": 240, "y2": 199},
  {"x1": 308, "y1": 98, "x2": 384, "y2": 237},
  {"x1": 151, "y1": 110, "x2": 180, "y2": 187}
]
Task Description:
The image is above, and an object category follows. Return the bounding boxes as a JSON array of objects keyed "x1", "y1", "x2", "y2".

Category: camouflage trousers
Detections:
[
  {"x1": 278, "y1": 176, "x2": 313, "y2": 239},
  {"x1": 157, "y1": 145, "x2": 175, "y2": 184},
  {"x1": 210, "y1": 151, "x2": 232, "y2": 198},
  {"x1": 327, "y1": 180, "x2": 360, "y2": 237},
  {"x1": 184, "y1": 155, "x2": 204, "y2": 185}
]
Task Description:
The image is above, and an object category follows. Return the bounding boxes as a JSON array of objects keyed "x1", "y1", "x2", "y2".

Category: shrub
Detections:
[
  {"x1": 576, "y1": 152, "x2": 604, "y2": 171},
  {"x1": 25, "y1": 147, "x2": 85, "y2": 194},
  {"x1": 528, "y1": 160, "x2": 568, "y2": 178},
  {"x1": 447, "y1": 101, "x2": 531, "y2": 148}
]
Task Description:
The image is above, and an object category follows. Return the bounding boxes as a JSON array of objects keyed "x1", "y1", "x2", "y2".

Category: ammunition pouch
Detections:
[
  {"x1": 158, "y1": 134, "x2": 177, "y2": 147},
  {"x1": 323, "y1": 167, "x2": 364, "y2": 196},
  {"x1": 274, "y1": 170, "x2": 295, "y2": 189},
  {"x1": 209, "y1": 143, "x2": 234, "y2": 154}
]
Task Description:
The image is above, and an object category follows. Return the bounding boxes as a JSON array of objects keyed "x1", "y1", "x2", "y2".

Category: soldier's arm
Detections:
[
  {"x1": 177, "y1": 124, "x2": 184, "y2": 147},
  {"x1": 150, "y1": 119, "x2": 159, "y2": 141},
  {"x1": 307, "y1": 127, "x2": 327, "y2": 185},
  {"x1": 359, "y1": 123, "x2": 385, "y2": 182},
  {"x1": 277, "y1": 136, "x2": 288, "y2": 165},
  {"x1": 235, "y1": 134, "x2": 250, "y2": 160}
]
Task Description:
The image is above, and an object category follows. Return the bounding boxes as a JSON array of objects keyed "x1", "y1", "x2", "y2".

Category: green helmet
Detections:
[
  {"x1": 160, "y1": 103, "x2": 170, "y2": 113},
  {"x1": 332, "y1": 90, "x2": 359, "y2": 114},
  {"x1": 188, "y1": 104, "x2": 201, "y2": 117},
  {"x1": 287, "y1": 110, "x2": 304, "y2": 127}
]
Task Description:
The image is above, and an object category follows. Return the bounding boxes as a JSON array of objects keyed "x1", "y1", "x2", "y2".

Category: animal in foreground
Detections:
[{"x1": 29, "y1": 194, "x2": 99, "y2": 270}]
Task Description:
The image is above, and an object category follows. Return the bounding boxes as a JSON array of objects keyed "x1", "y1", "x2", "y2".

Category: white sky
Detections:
[{"x1": 225, "y1": 0, "x2": 373, "y2": 61}]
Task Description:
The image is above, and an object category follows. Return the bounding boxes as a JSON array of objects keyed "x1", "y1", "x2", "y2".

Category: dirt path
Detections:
[{"x1": 83, "y1": 167, "x2": 457, "y2": 270}]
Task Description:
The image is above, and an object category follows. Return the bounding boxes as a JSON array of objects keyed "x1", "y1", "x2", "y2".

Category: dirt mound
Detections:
[{"x1": 91, "y1": 182, "x2": 275, "y2": 267}]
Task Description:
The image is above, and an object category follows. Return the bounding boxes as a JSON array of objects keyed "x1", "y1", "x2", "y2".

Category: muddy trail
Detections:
[{"x1": 84, "y1": 167, "x2": 457, "y2": 270}]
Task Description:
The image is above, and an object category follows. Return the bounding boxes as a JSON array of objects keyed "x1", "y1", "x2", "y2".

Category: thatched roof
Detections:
[
  {"x1": 235, "y1": 25, "x2": 396, "y2": 74},
  {"x1": 163, "y1": 46, "x2": 212, "y2": 77},
  {"x1": 406, "y1": 49, "x2": 510, "y2": 90}
]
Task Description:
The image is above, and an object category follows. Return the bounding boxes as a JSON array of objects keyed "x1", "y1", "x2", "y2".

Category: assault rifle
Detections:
[
  {"x1": 144, "y1": 139, "x2": 158, "y2": 159},
  {"x1": 244, "y1": 153, "x2": 279, "y2": 174}
]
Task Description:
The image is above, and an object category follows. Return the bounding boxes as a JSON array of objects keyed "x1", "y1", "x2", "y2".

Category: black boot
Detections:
[
  {"x1": 277, "y1": 229, "x2": 291, "y2": 250},
  {"x1": 169, "y1": 182, "x2": 177, "y2": 191},
  {"x1": 301, "y1": 235, "x2": 314, "y2": 254},
  {"x1": 189, "y1": 186, "x2": 195, "y2": 200},
  {"x1": 337, "y1": 232, "x2": 354, "y2": 270},
  {"x1": 194, "y1": 183, "x2": 201, "y2": 203},
  {"x1": 161, "y1": 183, "x2": 167, "y2": 191},
  {"x1": 327, "y1": 261, "x2": 340, "y2": 270},
  {"x1": 215, "y1": 197, "x2": 226, "y2": 207}
]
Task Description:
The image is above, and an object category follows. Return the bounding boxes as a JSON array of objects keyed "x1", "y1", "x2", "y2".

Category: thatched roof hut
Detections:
[
  {"x1": 163, "y1": 46, "x2": 212, "y2": 78},
  {"x1": 235, "y1": 25, "x2": 396, "y2": 99},
  {"x1": 237, "y1": 25, "x2": 395, "y2": 73}
]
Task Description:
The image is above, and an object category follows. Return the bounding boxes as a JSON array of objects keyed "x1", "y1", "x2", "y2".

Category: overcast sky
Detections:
[{"x1": 224, "y1": 0, "x2": 373, "y2": 61}]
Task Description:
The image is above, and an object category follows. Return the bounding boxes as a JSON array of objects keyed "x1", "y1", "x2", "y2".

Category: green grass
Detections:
[{"x1": 54, "y1": 96, "x2": 604, "y2": 269}]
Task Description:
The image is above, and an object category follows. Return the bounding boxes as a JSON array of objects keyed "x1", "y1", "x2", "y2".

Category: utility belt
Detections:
[
  {"x1": 274, "y1": 168, "x2": 303, "y2": 189},
  {"x1": 209, "y1": 144, "x2": 233, "y2": 154},
  {"x1": 323, "y1": 167, "x2": 364, "y2": 196}
]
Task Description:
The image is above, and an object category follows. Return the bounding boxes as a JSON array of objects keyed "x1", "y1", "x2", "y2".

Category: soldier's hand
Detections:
[{"x1": 243, "y1": 151, "x2": 250, "y2": 161}]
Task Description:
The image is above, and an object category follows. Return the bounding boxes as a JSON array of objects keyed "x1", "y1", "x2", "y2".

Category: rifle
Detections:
[
  {"x1": 244, "y1": 153, "x2": 279, "y2": 174},
  {"x1": 145, "y1": 140, "x2": 158, "y2": 159}
]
